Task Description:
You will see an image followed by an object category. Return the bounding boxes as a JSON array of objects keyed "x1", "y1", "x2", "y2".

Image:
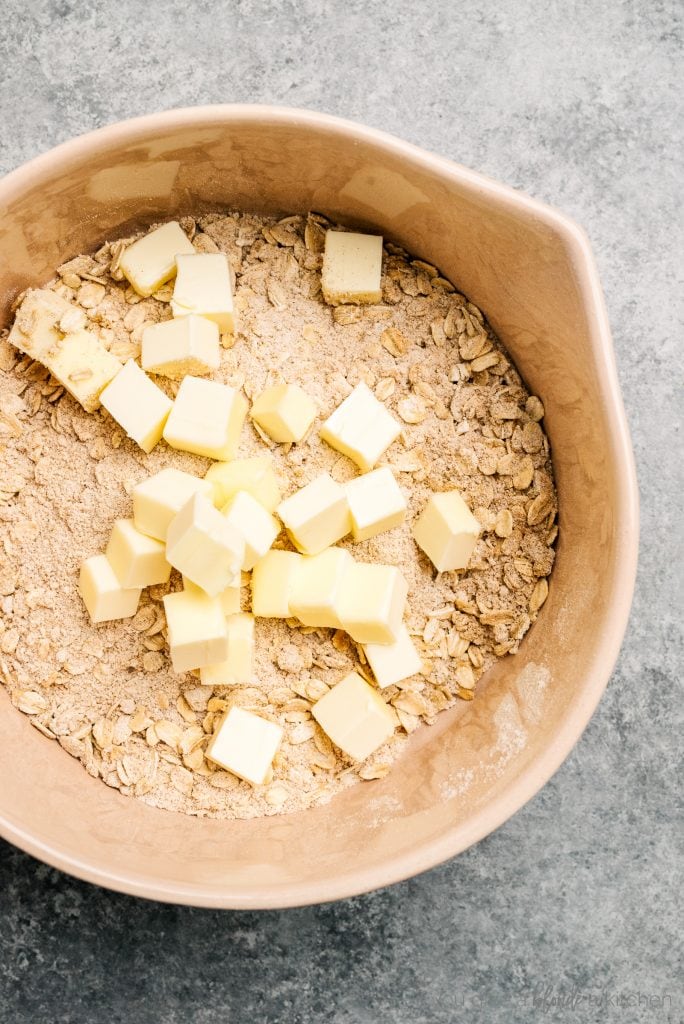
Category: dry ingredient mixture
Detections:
[{"x1": 0, "y1": 211, "x2": 557, "y2": 819}]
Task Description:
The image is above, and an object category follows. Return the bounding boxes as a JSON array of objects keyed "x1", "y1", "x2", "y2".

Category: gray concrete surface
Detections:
[{"x1": 0, "y1": 1, "x2": 681, "y2": 1022}]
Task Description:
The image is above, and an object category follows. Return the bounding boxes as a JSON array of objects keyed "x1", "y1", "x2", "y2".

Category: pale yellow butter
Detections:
[
  {"x1": 132, "y1": 468, "x2": 213, "y2": 541},
  {"x1": 200, "y1": 613, "x2": 255, "y2": 686},
  {"x1": 48, "y1": 330, "x2": 122, "y2": 413},
  {"x1": 79, "y1": 554, "x2": 141, "y2": 624},
  {"x1": 182, "y1": 576, "x2": 241, "y2": 615},
  {"x1": 8, "y1": 288, "x2": 121, "y2": 412},
  {"x1": 250, "y1": 383, "x2": 317, "y2": 443},
  {"x1": 320, "y1": 382, "x2": 401, "y2": 472},
  {"x1": 205, "y1": 456, "x2": 281, "y2": 512},
  {"x1": 206, "y1": 706, "x2": 283, "y2": 785},
  {"x1": 119, "y1": 221, "x2": 195, "y2": 298},
  {"x1": 412, "y1": 491, "x2": 482, "y2": 572},
  {"x1": 219, "y1": 585, "x2": 241, "y2": 616},
  {"x1": 163, "y1": 375, "x2": 248, "y2": 460},
  {"x1": 338, "y1": 561, "x2": 408, "y2": 644},
  {"x1": 162, "y1": 588, "x2": 229, "y2": 673},
  {"x1": 312, "y1": 671, "x2": 397, "y2": 761},
  {"x1": 221, "y1": 491, "x2": 280, "y2": 571},
  {"x1": 141, "y1": 315, "x2": 220, "y2": 380},
  {"x1": 276, "y1": 472, "x2": 351, "y2": 554},
  {"x1": 345, "y1": 466, "x2": 407, "y2": 541},
  {"x1": 289, "y1": 547, "x2": 353, "y2": 629},
  {"x1": 363, "y1": 624, "x2": 423, "y2": 689},
  {"x1": 171, "y1": 252, "x2": 235, "y2": 334},
  {"x1": 99, "y1": 359, "x2": 173, "y2": 453},
  {"x1": 105, "y1": 518, "x2": 171, "y2": 589},
  {"x1": 321, "y1": 231, "x2": 383, "y2": 305},
  {"x1": 166, "y1": 491, "x2": 245, "y2": 597},
  {"x1": 251, "y1": 549, "x2": 303, "y2": 618}
]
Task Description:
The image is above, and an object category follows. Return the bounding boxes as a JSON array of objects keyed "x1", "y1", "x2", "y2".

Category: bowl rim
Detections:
[{"x1": 0, "y1": 104, "x2": 639, "y2": 908}]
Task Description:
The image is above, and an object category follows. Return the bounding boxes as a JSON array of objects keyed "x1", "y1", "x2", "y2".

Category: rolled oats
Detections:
[{"x1": 0, "y1": 209, "x2": 556, "y2": 821}]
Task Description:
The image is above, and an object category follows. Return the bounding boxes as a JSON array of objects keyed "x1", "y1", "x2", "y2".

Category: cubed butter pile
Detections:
[
  {"x1": 166, "y1": 491, "x2": 245, "y2": 596},
  {"x1": 276, "y1": 462, "x2": 406, "y2": 553},
  {"x1": 251, "y1": 542, "x2": 407, "y2": 644},
  {"x1": 10, "y1": 225, "x2": 248, "y2": 460},
  {"x1": 78, "y1": 462, "x2": 277, "y2": 684},
  {"x1": 80, "y1": 514, "x2": 171, "y2": 624},
  {"x1": 66, "y1": 222, "x2": 491, "y2": 787}
]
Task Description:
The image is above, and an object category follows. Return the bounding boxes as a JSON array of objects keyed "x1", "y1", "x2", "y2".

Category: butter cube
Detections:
[
  {"x1": 320, "y1": 383, "x2": 401, "y2": 472},
  {"x1": 338, "y1": 562, "x2": 408, "y2": 644},
  {"x1": 205, "y1": 456, "x2": 281, "y2": 512},
  {"x1": 220, "y1": 585, "x2": 241, "y2": 616},
  {"x1": 412, "y1": 491, "x2": 482, "y2": 572},
  {"x1": 8, "y1": 289, "x2": 121, "y2": 412},
  {"x1": 163, "y1": 376, "x2": 248, "y2": 460},
  {"x1": 133, "y1": 468, "x2": 213, "y2": 541},
  {"x1": 312, "y1": 671, "x2": 397, "y2": 761},
  {"x1": 79, "y1": 554, "x2": 141, "y2": 624},
  {"x1": 363, "y1": 624, "x2": 423, "y2": 689},
  {"x1": 171, "y1": 252, "x2": 235, "y2": 334},
  {"x1": 321, "y1": 231, "x2": 383, "y2": 305},
  {"x1": 120, "y1": 222, "x2": 196, "y2": 297},
  {"x1": 45, "y1": 330, "x2": 122, "y2": 413},
  {"x1": 182, "y1": 576, "x2": 241, "y2": 615},
  {"x1": 162, "y1": 589, "x2": 229, "y2": 673},
  {"x1": 166, "y1": 492, "x2": 244, "y2": 596},
  {"x1": 277, "y1": 473, "x2": 351, "y2": 555},
  {"x1": 99, "y1": 359, "x2": 172, "y2": 453},
  {"x1": 251, "y1": 549, "x2": 303, "y2": 618},
  {"x1": 141, "y1": 315, "x2": 220, "y2": 380},
  {"x1": 289, "y1": 547, "x2": 353, "y2": 629},
  {"x1": 200, "y1": 614, "x2": 255, "y2": 686},
  {"x1": 221, "y1": 491, "x2": 280, "y2": 571},
  {"x1": 250, "y1": 383, "x2": 317, "y2": 443},
  {"x1": 105, "y1": 518, "x2": 171, "y2": 589},
  {"x1": 206, "y1": 706, "x2": 283, "y2": 785},
  {"x1": 345, "y1": 466, "x2": 407, "y2": 541}
]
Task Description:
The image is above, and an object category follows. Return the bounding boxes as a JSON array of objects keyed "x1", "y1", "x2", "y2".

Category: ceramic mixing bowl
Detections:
[{"x1": 0, "y1": 106, "x2": 638, "y2": 907}]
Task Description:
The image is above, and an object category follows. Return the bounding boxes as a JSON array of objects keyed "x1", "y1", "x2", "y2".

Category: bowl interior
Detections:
[{"x1": 0, "y1": 108, "x2": 637, "y2": 907}]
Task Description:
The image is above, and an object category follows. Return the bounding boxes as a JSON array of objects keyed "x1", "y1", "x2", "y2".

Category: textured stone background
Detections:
[{"x1": 0, "y1": 2, "x2": 681, "y2": 1022}]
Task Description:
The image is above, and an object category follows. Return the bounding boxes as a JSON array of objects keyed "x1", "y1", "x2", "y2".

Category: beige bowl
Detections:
[{"x1": 0, "y1": 106, "x2": 638, "y2": 908}]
